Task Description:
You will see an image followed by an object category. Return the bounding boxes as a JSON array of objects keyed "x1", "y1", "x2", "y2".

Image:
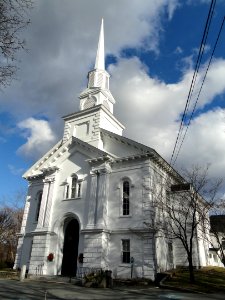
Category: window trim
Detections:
[
  {"x1": 71, "y1": 176, "x2": 77, "y2": 198},
  {"x1": 123, "y1": 180, "x2": 130, "y2": 216},
  {"x1": 64, "y1": 175, "x2": 83, "y2": 200},
  {"x1": 65, "y1": 184, "x2": 69, "y2": 199},
  {"x1": 35, "y1": 191, "x2": 43, "y2": 222},
  {"x1": 119, "y1": 177, "x2": 133, "y2": 217},
  {"x1": 121, "y1": 239, "x2": 130, "y2": 264}
]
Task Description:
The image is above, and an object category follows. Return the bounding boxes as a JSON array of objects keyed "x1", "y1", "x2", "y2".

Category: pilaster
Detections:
[
  {"x1": 37, "y1": 175, "x2": 55, "y2": 230},
  {"x1": 142, "y1": 165, "x2": 153, "y2": 222},
  {"x1": 20, "y1": 193, "x2": 31, "y2": 234},
  {"x1": 87, "y1": 172, "x2": 98, "y2": 228},
  {"x1": 86, "y1": 162, "x2": 111, "y2": 229}
]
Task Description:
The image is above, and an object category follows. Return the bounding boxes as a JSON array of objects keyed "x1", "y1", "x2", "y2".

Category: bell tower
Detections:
[{"x1": 62, "y1": 19, "x2": 124, "y2": 149}]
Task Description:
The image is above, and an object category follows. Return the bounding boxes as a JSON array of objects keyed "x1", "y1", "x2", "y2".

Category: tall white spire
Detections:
[
  {"x1": 79, "y1": 19, "x2": 116, "y2": 115},
  {"x1": 94, "y1": 19, "x2": 105, "y2": 70}
]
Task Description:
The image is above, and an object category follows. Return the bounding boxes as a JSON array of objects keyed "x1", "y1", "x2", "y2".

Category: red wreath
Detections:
[{"x1": 47, "y1": 253, "x2": 54, "y2": 262}]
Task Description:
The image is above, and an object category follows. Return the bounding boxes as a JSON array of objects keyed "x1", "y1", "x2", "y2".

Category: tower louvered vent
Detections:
[{"x1": 83, "y1": 97, "x2": 96, "y2": 110}]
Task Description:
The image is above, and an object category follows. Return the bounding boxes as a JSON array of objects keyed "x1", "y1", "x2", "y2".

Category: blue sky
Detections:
[{"x1": 0, "y1": 0, "x2": 225, "y2": 205}]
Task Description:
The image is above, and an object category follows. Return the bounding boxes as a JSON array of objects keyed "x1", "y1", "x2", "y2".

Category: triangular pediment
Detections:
[{"x1": 23, "y1": 136, "x2": 111, "y2": 179}]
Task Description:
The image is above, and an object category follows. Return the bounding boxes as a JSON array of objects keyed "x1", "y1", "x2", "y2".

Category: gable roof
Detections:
[
  {"x1": 23, "y1": 136, "x2": 111, "y2": 180},
  {"x1": 23, "y1": 126, "x2": 183, "y2": 183},
  {"x1": 100, "y1": 128, "x2": 155, "y2": 154},
  {"x1": 100, "y1": 128, "x2": 183, "y2": 181}
]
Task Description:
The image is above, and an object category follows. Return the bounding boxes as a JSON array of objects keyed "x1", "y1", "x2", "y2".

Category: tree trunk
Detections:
[{"x1": 187, "y1": 254, "x2": 195, "y2": 283}]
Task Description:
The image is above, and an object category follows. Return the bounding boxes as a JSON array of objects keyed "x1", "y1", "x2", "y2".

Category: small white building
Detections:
[
  {"x1": 14, "y1": 20, "x2": 209, "y2": 280},
  {"x1": 208, "y1": 215, "x2": 225, "y2": 267}
]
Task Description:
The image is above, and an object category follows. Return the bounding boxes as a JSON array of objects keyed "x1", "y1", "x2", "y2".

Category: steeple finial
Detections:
[{"x1": 94, "y1": 19, "x2": 105, "y2": 70}]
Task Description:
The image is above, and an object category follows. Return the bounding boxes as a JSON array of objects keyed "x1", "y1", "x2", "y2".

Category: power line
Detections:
[
  {"x1": 172, "y1": 15, "x2": 225, "y2": 165},
  {"x1": 170, "y1": 0, "x2": 216, "y2": 166}
]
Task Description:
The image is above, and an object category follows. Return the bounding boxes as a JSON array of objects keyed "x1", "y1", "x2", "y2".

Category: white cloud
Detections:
[
  {"x1": 109, "y1": 56, "x2": 225, "y2": 178},
  {"x1": 179, "y1": 108, "x2": 225, "y2": 175},
  {"x1": 197, "y1": 59, "x2": 225, "y2": 108},
  {"x1": 0, "y1": 0, "x2": 181, "y2": 161},
  {"x1": 0, "y1": 0, "x2": 179, "y2": 121},
  {"x1": 17, "y1": 118, "x2": 57, "y2": 160},
  {"x1": 0, "y1": 0, "x2": 225, "y2": 183}
]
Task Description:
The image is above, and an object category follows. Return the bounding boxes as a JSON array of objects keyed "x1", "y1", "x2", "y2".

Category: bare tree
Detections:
[
  {"x1": 0, "y1": 0, "x2": 32, "y2": 87},
  {"x1": 0, "y1": 208, "x2": 14, "y2": 243},
  {"x1": 0, "y1": 206, "x2": 23, "y2": 267},
  {"x1": 0, "y1": 189, "x2": 25, "y2": 267},
  {"x1": 146, "y1": 165, "x2": 222, "y2": 283}
]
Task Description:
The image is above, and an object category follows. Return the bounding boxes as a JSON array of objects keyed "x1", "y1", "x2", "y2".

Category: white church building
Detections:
[{"x1": 14, "y1": 20, "x2": 209, "y2": 280}]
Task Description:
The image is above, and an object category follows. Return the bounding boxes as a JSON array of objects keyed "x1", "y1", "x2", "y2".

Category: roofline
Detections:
[
  {"x1": 23, "y1": 135, "x2": 112, "y2": 180},
  {"x1": 100, "y1": 128, "x2": 183, "y2": 182},
  {"x1": 100, "y1": 128, "x2": 155, "y2": 152},
  {"x1": 22, "y1": 140, "x2": 63, "y2": 179}
]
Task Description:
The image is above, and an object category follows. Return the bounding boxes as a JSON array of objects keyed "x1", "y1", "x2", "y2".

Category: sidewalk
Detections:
[{"x1": 0, "y1": 278, "x2": 225, "y2": 299}]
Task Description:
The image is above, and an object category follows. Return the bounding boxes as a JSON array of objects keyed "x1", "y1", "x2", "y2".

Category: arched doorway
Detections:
[{"x1": 61, "y1": 219, "x2": 79, "y2": 276}]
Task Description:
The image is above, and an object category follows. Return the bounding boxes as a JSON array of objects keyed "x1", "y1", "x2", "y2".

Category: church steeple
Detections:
[
  {"x1": 87, "y1": 19, "x2": 109, "y2": 90},
  {"x1": 94, "y1": 19, "x2": 105, "y2": 70},
  {"x1": 79, "y1": 19, "x2": 115, "y2": 113},
  {"x1": 63, "y1": 20, "x2": 124, "y2": 147}
]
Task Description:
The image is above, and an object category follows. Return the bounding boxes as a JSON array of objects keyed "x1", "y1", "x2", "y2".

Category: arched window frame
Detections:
[
  {"x1": 35, "y1": 191, "x2": 43, "y2": 222},
  {"x1": 82, "y1": 95, "x2": 97, "y2": 110},
  {"x1": 71, "y1": 176, "x2": 78, "y2": 198},
  {"x1": 64, "y1": 174, "x2": 83, "y2": 200},
  {"x1": 119, "y1": 177, "x2": 133, "y2": 217}
]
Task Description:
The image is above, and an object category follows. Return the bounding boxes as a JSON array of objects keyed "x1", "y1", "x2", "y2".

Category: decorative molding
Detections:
[
  {"x1": 43, "y1": 177, "x2": 55, "y2": 183},
  {"x1": 90, "y1": 162, "x2": 112, "y2": 175},
  {"x1": 81, "y1": 228, "x2": 111, "y2": 234},
  {"x1": 26, "y1": 230, "x2": 56, "y2": 237}
]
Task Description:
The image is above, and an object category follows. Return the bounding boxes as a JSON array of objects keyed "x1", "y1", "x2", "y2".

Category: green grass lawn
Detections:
[{"x1": 165, "y1": 267, "x2": 225, "y2": 293}]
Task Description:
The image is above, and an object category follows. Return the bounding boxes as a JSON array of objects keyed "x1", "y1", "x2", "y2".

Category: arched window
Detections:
[
  {"x1": 65, "y1": 175, "x2": 82, "y2": 199},
  {"x1": 123, "y1": 181, "x2": 130, "y2": 216},
  {"x1": 71, "y1": 176, "x2": 77, "y2": 198},
  {"x1": 36, "y1": 191, "x2": 42, "y2": 221}
]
